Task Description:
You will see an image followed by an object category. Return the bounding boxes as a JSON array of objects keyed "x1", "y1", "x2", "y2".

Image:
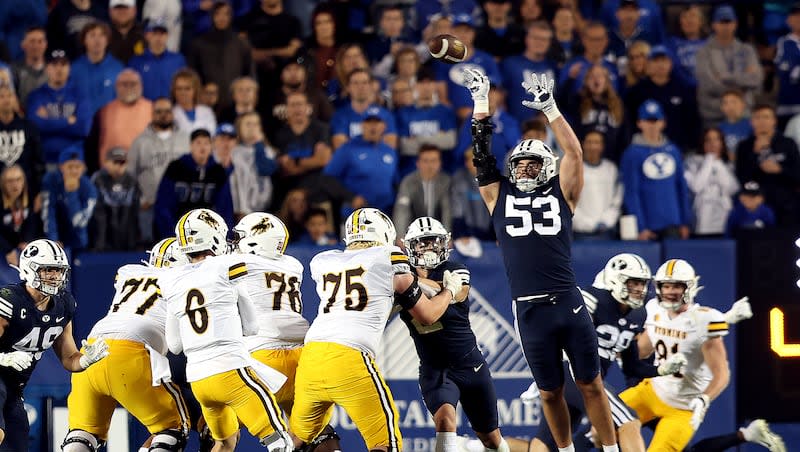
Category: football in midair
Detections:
[{"x1": 427, "y1": 34, "x2": 468, "y2": 64}]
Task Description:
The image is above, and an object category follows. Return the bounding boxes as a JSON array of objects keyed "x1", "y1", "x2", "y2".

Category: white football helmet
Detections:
[
  {"x1": 148, "y1": 237, "x2": 190, "y2": 268},
  {"x1": 344, "y1": 208, "x2": 396, "y2": 246},
  {"x1": 18, "y1": 239, "x2": 70, "y2": 295},
  {"x1": 234, "y1": 212, "x2": 289, "y2": 259},
  {"x1": 603, "y1": 253, "x2": 652, "y2": 308},
  {"x1": 654, "y1": 259, "x2": 701, "y2": 310},
  {"x1": 403, "y1": 217, "x2": 451, "y2": 269},
  {"x1": 508, "y1": 139, "x2": 558, "y2": 192},
  {"x1": 174, "y1": 209, "x2": 229, "y2": 256}
]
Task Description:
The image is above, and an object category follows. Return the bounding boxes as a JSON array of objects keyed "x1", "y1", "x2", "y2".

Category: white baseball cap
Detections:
[{"x1": 110, "y1": 0, "x2": 135, "y2": 7}]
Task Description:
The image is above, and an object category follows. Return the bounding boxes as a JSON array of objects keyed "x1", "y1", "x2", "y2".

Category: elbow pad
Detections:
[
  {"x1": 471, "y1": 117, "x2": 501, "y2": 186},
  {"x1": 395, "y1": 274, "x2": 422, "y2": 310}
]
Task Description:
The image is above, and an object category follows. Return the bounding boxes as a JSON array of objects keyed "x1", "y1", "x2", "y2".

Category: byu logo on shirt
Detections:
[{"x1": 642, "y1": 152, "x2": 676, "y2": 179}]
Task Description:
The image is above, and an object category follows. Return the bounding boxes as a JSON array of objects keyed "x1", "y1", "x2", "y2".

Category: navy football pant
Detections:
[
  {"x1": 514, "y1": 287, "x2": 600, "y2": 391},
  {"x1": 419, "y1": 361, "x2": 499, "y2": 433},
  {"x1": 0, "y1": 377, "x2": 29, "y2": 452}
]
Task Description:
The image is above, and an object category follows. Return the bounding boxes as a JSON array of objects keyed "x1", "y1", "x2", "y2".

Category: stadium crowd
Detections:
[{"x1": 0, "y1": 0, "x2": 798, "y2": 261}]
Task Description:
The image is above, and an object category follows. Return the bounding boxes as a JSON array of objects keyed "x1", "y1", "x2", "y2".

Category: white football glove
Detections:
[
  {"x1": 79, "y1": 339, "x2": 110, "y2": 370},
  {"x1": 724, "y1": 297, "x2": 753, "y2": 324},
  {"x1": 0, "y1": 351, "x2": 33, "y2": 371},
  {"x1": 688, "y1": 394, "x2": 710, "y2": 430},
  {"x1": 521, "y1": 73, "x2": 561, "y2": 122},
  {"x1": 462, "y1": 68, "x2": 490, "y2": 115},
  {"x1": 657, "y1": 352, "x2": 687, "y2": 376},
  {"x1": 442, "y1": 270, "x2": 464, "y2": 303},
  {"x1": 520, "y1": 381, "x2": 541, "y2": 406}
]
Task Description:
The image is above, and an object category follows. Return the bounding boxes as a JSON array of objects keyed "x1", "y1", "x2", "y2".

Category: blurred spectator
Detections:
[
  {"x1": 521, "y1": 115, "x2": 558, "y2": 154},
  {"x1": 475, "y1": 0, "x2": 526, "y2": 59},
  {"x1": 11, "y1": 26, "x2": 48, "y2": 106},
  {"x1": 548, "y1": 7, "x2": 581, "y2": 66},
  {"x1": 455, "y1": 85, "x2": 521, "y2": 172},
  {"x1": 775, "y1": 4, "x2": 800, "y2": 127},
  {"x1": 501, "y1": 20, "x2": 559, "y2": 124},
  {"x1": 84, "y1": 69, "x2": 152, "y2": 173},
  {"x1": 696, "y1": 5, "x2": 764, "y2": 126},
  {"x1": 786, "y1": 110, "x2": 800, "y2": 145},
  {"x1": 0, "y1": 165, "x2": 40, "y2": 266},
  {"x1": 718, "y1": 89, "x2": 753, "y2": 155},
  {"x1": 154, "y1": 128, "x2": 233, "y2": 238},
  {"x1": 108, "y1": 0, "x2": 145, "y2": 64},
  {"x1": 517, "y1": 0, "x2": 545, "y2": 27},
  {"x1": 41, "y1": 146, "x2": 97, "y2": 250},
  {"x1": 127, "y1": 97, "x2": 190, "y2": 243},
  {"x1": 573, "y1": 130, "x2": 622, "y2": 240},
  {"x1": 380, "y1": 46, "x2": 420, "y2": 90},
  {"x1": 328, "y1": 43, "x2": 370, "y2": 108},
  {"x1": 621, "y1": 100, "x2": 691, "y2": 240},
  {"x1": 685, "y1": 128, "x2": 740, "y2": 237},
  {"x1": 263, "y1": 61, "x2": 333, "y2": 142},
  {"x1": 324, "y1": 113, "x2": 398, "y2": 213},
  {"x1": 273, "y1": 92, "x2": 332, "y2": 199},
  {"x1": 725, "y1": 181, "x2": 777, "y2": 237},
  {"x1": 171, "y1": 68, "x2": 217, "y2": 133},
  {"x1": 396, "y1": 70, "x2": 457, "y2": 176},
  {"x1": 200, "y1": 81, "x2": 219, "y2": 113},
  {"x1": 667, "y1": 4, "x2": 708, "y2": 88},
  {"x1": 0, "y1": 0, "x2": 47, "y2": 62},
  {"x1": 90, "y1": 147, "x2": 139, "y2": 250},
  {"x1": 388, "y1": 77, "x2": 415, "y2": 111},
  {"x1": 238, "y1": 0, "x2": 302, "y2": 87},
  {"x1": 128, "y1": 18, "x2": 186, "y2": 101},
  {"x1": 27, "y1": 49, "x2": 91, "y2": 167},
  {"x1": 46, "y1": 0, "x2": 109, "y2": 60},
  {"x1": 566, "y1": 64, "x2": 625, "y2": 162},
  {"x1": 331, "y1": 70, "x2": 397, "y2": 150},
  {"x1": 559, "y1": 22, "x2": 620, "y2": 95},
  {"x1": 435, "y1": 14, "x2": 502, "y2": 121},
  {"x1": 365, "y1": 5, "x2": 415, "y2": 68},
  {"x1": 393, "y1": 145, "x2": 451, "y2": 238},
  {"x1": 212, "y1": 122, "x2": 237, "y2": 173},
  {"x1": 0, "y1": 83, "x2": 44, "y2": 197},
  {"x1": 607, "y1": 0, "x2": 661, "y2": 70},
  {"x1": 142, "y1": 0, "x2": 182, "y2": 52},
  {"x1": 303, "y1": 5, "x2": 339, "y2": 92},
  {"x1": 277, "y1": 187, "x2": 308, "y2": 242},
  {"x1": 70, "y1": 21, "x2": 124, "y2": 116},
  {"x1": 416, "y1": 0, "x2": 481, "y2": 32},
  {"x1": 621, "y1": 40, "x2": 650, "y2": 93},
  {"x1": 450, "y1": 148, "x2": 494, "y2": 242},
  {"x1": 625, "y1": 45, "x2": 700, "y2": 153},
  {"x1": 229, "y1": 112, "x2": 276, "y2": 217},
  {"x1": 735, "y1": 104, "x2": 800, "y2": 225},
  {"x1": 599, "y1": 0, "x2": 666, "y2": 48},
  {"x1": 188, "y1": 1, "x2": 252, "y2": 110},
  {"x1": 218, "y1": 76, "x2": 259, "y2": 125},
  {"x1": 297, "y1": 207, "x2": 338, "y2": 246}
]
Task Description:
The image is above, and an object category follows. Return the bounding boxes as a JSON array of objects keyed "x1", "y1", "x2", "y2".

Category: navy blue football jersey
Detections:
[
  {"x1": 492, "y1": 176, "x2": 576, "y2": 298},
  {"x1": 0, "y1": 283, "x2": 76, "y2": 390},
  {"x1": 580, "y1": 286, "x2": 645, "y2": 377},
  {"x1": 399, "y1": 260, "x2": 482, "y2": 367}
]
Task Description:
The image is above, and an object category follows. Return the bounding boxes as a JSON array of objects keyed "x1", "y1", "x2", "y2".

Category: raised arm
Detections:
[
  {"x1": 521, "y1": 73, "x2": 583, "y2": 211},
  {"x1": 462, "y1": 68, "x2": 501, "y2": 214}
]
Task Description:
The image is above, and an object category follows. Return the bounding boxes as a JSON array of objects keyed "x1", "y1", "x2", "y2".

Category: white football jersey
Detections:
[
  {"x1": 644, "y1": 299, "x2": 729, "y2": 410},
  {"x1": 160, "y1": 254, "x2": 255, "y2": 382},
  {"x1": 304, "y1": 246, "x2": 411, "y2": 357},
  {"x1": 89, "y1": 264, "x2": 169, "y2": 354},
  {"x1": 236, "y1": 253, "x2": 309, "y2": 351}
]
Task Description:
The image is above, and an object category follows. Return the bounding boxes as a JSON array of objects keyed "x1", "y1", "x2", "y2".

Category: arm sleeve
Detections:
[
  {"x1": 64, "y1": 178, "x2": 97, "y2": 230},
  {"x1": 253, "y1": 142, "x2": 278, "y2": 176},
  {"x1": 471, "y1": 117, "x2": 501, "y2": 186},
  {"x1": 390, "y1": 249, "x2": 411, "y2": 274},
  {"x1": 235, "y1": 283, "x2": 259, "y2": 336},
  {"x1": 322, "y1": 146, "x2": 347, "y2": 179},
  {"x1": 703, "y1": 308, "x2": 730, "y2": 339}
]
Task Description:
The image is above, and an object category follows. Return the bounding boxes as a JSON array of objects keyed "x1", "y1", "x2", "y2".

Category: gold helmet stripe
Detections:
[
  {"x1": 665, "y1": 259, "x2": 677, "y2": 277},
  {"x1": 155, "y1": 238, "x2": 175, "y2": 268},
  {"x1": 352, "y1": 209, "x2": 361, "y2": 234},
  {"x1": 177, "y1": 212, "x2": 191, "y2": 246}
]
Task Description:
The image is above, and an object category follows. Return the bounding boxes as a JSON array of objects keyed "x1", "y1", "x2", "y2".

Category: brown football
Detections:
[{"x1": 427, "y1": 34, "x2": 468, "y2": 64}]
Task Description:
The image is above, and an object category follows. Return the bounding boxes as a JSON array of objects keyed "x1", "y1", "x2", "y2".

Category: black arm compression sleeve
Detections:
[
  {"x1": 395, "y1": 274, "x2": 423, "y2": 310},
  {"x1": 471, "y1": 117, "x2": 502, "y2": 186}
]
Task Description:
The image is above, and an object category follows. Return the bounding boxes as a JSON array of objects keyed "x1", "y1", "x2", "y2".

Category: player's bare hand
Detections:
[
  {"x1": 79, "y1": 339, "x2": 110, "y2": 370},
  {"x1": 0, "y1": 351, "x2": 33, "y2": 371}
]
